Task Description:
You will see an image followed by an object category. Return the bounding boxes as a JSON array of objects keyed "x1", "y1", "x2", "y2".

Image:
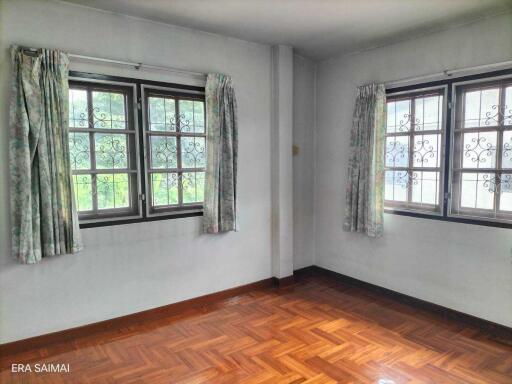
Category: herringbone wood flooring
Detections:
[{"x1": 1, "y1": 275, "x2": 511, "y2": 383}]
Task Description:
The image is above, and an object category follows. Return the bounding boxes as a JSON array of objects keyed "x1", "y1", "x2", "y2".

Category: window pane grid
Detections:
[
  {"x1": 145, "y1": 92, "x2": 206, "y2": 213},
  {"x1": 69, "y1": 84, "x2": 139, "y2": 220},
  {"x1": 385, "y1": 90, "x2": 444, "y2": 212},
  {"x1": 451, "y1": 78, "x2": 512, "y2": 221}
]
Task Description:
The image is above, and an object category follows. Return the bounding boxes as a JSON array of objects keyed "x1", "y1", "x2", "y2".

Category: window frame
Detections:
[
  {"x1": 68, "y1": 78, "x2": 143, "y2": 224},
  {"x1": 384, "y1": 68, "x2": 512, "y2": 229},
  {"x1": 448, "y1": 75, "x2": 512, "y2": 224},
  {"x1": 141, "y1": 84, "x2": 206, "y2": 217},
  {"x1": 384, "y1": 85, "x2": 448, "y2": 215},
  {"x1": 69, "y1": 71, "x2": 206, "y2": 228}
]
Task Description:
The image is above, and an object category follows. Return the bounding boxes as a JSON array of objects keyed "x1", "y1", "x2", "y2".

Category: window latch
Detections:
[{"x1": 139, "y1": 194, "x2": 146, "y2": 201}]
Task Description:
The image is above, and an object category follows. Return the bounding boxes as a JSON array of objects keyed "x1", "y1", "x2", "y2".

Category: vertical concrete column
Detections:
[{"x1": 271, "y1": 45, "x2": 294, "y2": 279}]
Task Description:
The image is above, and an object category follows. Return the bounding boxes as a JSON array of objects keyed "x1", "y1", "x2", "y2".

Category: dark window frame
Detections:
[
  {"x1": 449, "y1": 76, "x2": 512, "y2": 223},
  {"x1": 385, "y1": 68, "x2": 512, "y2": 229},
  {"x1": 384, "y1": 86, "x2": 447, "y2": 215},
  {"x1": 69, "y1": 71, "x2": 205, "y2": 228},
  {"x1": 141, "y1": 85, "x2": 206, "y2": 217}
]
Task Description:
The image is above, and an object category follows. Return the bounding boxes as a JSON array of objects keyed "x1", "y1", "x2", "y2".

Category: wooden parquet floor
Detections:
[{"x1": 1, "y1": 275, "x2": 511, "y2": 383}]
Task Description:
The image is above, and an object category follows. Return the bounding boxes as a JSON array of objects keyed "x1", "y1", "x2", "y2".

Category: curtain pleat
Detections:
[
  {"x1": 203, "y1": 73, "x2": 238, "y2": 233},
  {"x1": 10, "y1": 46, "x2": 82, "y2": 264},
  {"x1": 343, "y1": 84, "x2": 386, "y2": 237}
]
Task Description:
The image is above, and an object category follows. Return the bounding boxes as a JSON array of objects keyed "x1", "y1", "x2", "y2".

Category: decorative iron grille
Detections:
[
  {"x1": 450, "y1": 78, "x2": 512, "y2": 221},
  {"x1": 384, "y1": 88, "x2": 445, "y2": 212},
  {"x1": 68, "y1": 82, "x2": 140, "y2": 221},
  {"x1": 143, "y1": 88, "x2": 206, "y2": 214}
]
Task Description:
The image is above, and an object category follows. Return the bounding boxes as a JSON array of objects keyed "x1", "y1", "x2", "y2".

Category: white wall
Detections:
[
  {"x1": 0, "y1": 0, "x2": 274, "y2": 343},
  {"x1": 315, "y1": 13, "x2": 512, "y2": 327},
  {"x1": 293, "y1": 54, "x2": 316, "y2": 269}
]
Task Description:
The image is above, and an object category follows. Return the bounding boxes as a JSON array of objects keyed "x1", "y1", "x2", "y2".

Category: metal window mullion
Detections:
[
  {"x1": 146, "y1": 130, "x2": 205, "y2": 138},
  {"x1": 385, "y1": 166, "x2": 439, "y2": 172},
  {"x1": 454, "y1": 126, "x2": 512, "y2": 133},
  {"x1": 437, "y1": 92, "x2": 445, "y2": 208},
  {"x1": 73, "y1": 169, "x2": 137, "y2": 175},
  {"x1": 407, "y1": 100, "x2": 415, "y2": 204},
  {"x1": 68, "y1": 127, "x2": 136, "y2": 134},
  {"x1": 452, "y1": 90, "x2": 465, "y2": 213},
  {"x1": 387, "y1": 129, "x2": 440, "y2": 137},
  {"x1": 176, "y1": 99, "x2": 183, "y2": 205},
  {"x1": 453, "y1": 168, "x2": 500, "y2": 173},
  {"x1": 87, "y1": 88, "x2": 99, "y2": 213},
  {"x1": 495, "y1": 85, "x2": 506, "y2": 214},
  {"x1": 148, "y1": 167, "x2": 203, "y2": 173}
]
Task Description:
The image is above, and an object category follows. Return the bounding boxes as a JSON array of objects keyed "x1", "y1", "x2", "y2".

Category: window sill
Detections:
[
  {"x1": 384, "y1": 208, "x2": 512, "y2": 229},
  {"x1": 79, "y1": 211, "x2": 203, "y2": 229}
]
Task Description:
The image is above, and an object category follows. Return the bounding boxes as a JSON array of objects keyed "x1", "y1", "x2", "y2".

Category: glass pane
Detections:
[
  {"x1": 151, "y1": 172, "x2": 179, "y2": 206},
  {"x1": 92, "y1": 91, "x2": 126, "y2": 129},
  {"x1": 384, "y1": 170, "x2": 408, "y2": 202},
  {"x1": 462, "y1": 131, "x2": 497, "y2": 169},
  {"x1": 412, "y1": 134, "x2": 440, "y2": 168},
  {"x1": 69, "y1": 89, "x2": 88, "y2": 128},
  {"x1": 69, "y1": 132, "x2": 91, "y2": 170},
  {"x1": 193, "y1": 101, "x2": 205, "y2": 133},
  {"x1": 385, "y1": 136, "x2": 409, "y2": 167},
  {"x1": 178, "y1": 100, "x2": 205, "y2": 133},
  {"x1": 181, "y1": 137, "x2": 206, "y2": 168},
  {"x1": 149, "y1": 97, "x2": 176, "y2": 131},
  {"x1": 463, "y1": 89, "x2": 499, "y2": 128},
  {"x1": 506, "y1": 86, "x2": 512, "y2": 126},
  {"x1": 386, "y1": 101, "x2": 396, "y2": 133},
  {"x1": 95, "y1": 134, "x2": 128, "y2": 169},
  {"x1": 97, "y1": 173, "x2": 130, "y2": 210},
  {"x1": 150, "y1": 136, "x2": 177, "y2": 169},
  {"x1": 395, "y1": 99, "x2": 411, "y2": 132},
  {"x1": 480, "y1": 88, "x2": 500, "y2": 127},
  {"x1": 73, "y1": 174, "x2": 92, "y2": 212},
  {"x1": 502, "y1": 131, "x2": 512, "y2": 169},
  {"x1": 182, "y1": 172, "x2": 205, "y2": 204},
  {"x1": 499, "y1": 174, "x2": 512, "y2": 211},
  {"x1": 411, "y1": 171, "x2": 439, "y2": 205},
  {"x1": 415, "y1": 95, "x2": 443, "y2": 131},
  {"x1": 460, "y1": 173, "x2": 494, "y2": 210}
]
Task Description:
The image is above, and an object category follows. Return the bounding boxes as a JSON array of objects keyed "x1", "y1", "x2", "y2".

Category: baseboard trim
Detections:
[
  {"x1": 295, "y1": 265, "x2": 512, "y2": 343},
  {"x1": 0, "y1": 277, "x2": 273, "y2": 356},
  {"x1": 272, "y1": 275, "x2": 295, "y2": 287},
  {"x1": 3, "y1": 265, "x2": 510, "y2": 356}
]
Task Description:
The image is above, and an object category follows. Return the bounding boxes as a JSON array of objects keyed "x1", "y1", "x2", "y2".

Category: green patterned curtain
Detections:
[
  {"x1": 343, "y1": 84, "x2": 386, "y2": 237},
  {"x1": 9, "y1": 47, "x2": 82, "y2": 264},
  {"x1": 203, "y1": 74, "x2": 238, "y2": 233}
]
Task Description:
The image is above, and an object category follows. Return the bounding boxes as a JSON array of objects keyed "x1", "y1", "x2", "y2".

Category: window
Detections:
[
  {"x1": 450, "y1": 78, "x2": 512, "y2": 222},
  {"x1": 385, "y1": 70, "x2": 512, "y2": 228},
  {"x1": 68, "y1": 74, "x2": 206, "y2": 226},
  {"x1": 69, "y1": 81, "x2": 140, "y2": 221},
  {"x1": 385, "y1": 88, "x2": 445, "y2": 213},
  {"x1": 142, "y1": 87, "x2": 206, "y2": 215}
]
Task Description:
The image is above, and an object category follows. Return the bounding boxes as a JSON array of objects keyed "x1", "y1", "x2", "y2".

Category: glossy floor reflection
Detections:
[{"x1": 1, "y1": 275, "x2": 511, "y2": 383}]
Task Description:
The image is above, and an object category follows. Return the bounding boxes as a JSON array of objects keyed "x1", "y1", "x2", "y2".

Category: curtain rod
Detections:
[
  {"x1": 385, "y1": 60, "x2": 512, "y2": 88},
  {"x1": 18, "y1": 46, "x2": 207, "y2": 79}
]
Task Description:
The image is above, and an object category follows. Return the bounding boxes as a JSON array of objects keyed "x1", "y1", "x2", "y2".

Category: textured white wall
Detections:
[
  {"x1": 0, "y1": 0, "x2": 273, "y2": 343},
  {"x1": 293, "y1": 54, "x2": 316, "y2": 269},
  {"x1": 315, "y1": 13, "x2": 512, "y2": 327}
]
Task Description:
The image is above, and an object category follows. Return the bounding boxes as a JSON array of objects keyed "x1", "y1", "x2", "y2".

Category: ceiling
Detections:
[{"x1": 62, "y1": 0, "x2": 512, "y2": 60}]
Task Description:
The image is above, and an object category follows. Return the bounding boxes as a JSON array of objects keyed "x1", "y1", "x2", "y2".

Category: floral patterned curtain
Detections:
[
  {"x1": 343, "y1": 84, "x2": 386, "y2": 237},
  {"x1": 10, "y1": 46, "x2": 82, "y2": 264},
  {"x1": 203, "y1": 74, "x2": 238, "y2": 233}
]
